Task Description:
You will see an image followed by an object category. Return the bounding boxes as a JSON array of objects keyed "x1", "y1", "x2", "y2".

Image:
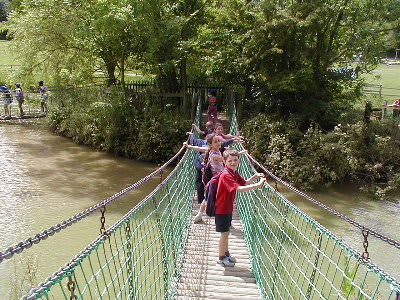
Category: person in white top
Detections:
[{"x1": 38, "y1": 80, "x2": 48, "y2": 114}]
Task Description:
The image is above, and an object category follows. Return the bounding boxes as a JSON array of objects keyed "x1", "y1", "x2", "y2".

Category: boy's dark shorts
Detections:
[{"x1": 215, "y1": 213, "x2": 232, "y2": 232}]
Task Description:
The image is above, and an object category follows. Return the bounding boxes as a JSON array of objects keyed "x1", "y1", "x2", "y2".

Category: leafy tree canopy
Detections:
[
  {"x1": 2, "y1": 0, "x2": 399, "y2": 130},
  {"x1": 194, "y1": 0, "x2": 394, "y2": 129}
]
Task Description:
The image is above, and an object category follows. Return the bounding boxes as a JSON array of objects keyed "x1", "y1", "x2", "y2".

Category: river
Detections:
[
  {"x1": 0, "y1": 120, "x2": 399, "y2": 299},
  {"x1": 0, "y1": 119, "x2": 161, "y2": 299}
]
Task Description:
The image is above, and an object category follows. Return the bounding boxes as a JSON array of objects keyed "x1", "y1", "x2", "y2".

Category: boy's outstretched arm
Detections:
[
  {"x1": 245, "y1": 172, "x2": 264, "y2": 185},
  {"x1": 222, "y1": 134, "x2": 244, "y2": 140},
  {"x1": 193, "y1": 124, "x2": 205, "y2": 135},
  {"x1": 237, "y1": 177, "x2": 265, "y2": 192}
]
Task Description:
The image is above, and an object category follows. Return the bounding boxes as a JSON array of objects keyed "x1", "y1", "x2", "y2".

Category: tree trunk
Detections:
[
  {"x1": 105, "y1": 60, "x2": 117, "y2": 87},
  {"x1": 180, "y1": 57, "x2": 188, "y2": 115},
  {"x1": 120, "y1": 50, "x2": 126, "y2": 99}
]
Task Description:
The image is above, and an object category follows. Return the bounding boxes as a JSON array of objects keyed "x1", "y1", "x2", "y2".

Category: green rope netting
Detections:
[
  {"x1": 23, "y1": 99, "x2": 399, "y2": 300},
  {"x1": 22, "y1": 96, "x2": 203, "y2": 300},
  {"x1": 230, "y1": 106, "x2": 400, "y2": 300}
]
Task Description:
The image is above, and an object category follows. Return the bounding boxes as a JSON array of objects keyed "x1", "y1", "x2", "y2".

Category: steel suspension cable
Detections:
[
  {"x1": 245, "y1": 152, "x2": 400, "y2": 251},
  {"x1": 0, "y1": 145, "x2": 187, "y2": 264}
]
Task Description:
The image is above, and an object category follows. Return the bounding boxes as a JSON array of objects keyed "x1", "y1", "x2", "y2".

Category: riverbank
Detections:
[{"x1": 48, "y1": 86, "x2": 191, "y2": 163}]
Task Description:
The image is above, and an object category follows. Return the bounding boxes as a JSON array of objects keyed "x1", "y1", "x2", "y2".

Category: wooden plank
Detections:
[{"x1": 174, "y1": 199, "x2": 262, "y2": 299}]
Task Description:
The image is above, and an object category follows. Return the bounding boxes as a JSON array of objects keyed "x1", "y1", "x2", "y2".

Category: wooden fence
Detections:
[{"x1": 363, "y1": 83, "x2": 400, "y2": 98}]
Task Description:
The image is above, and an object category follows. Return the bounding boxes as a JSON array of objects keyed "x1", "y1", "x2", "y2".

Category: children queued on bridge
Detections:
[
  {"x1": 184, "y1": 119, "x2": 265, "y2": 267},
  {"x1": 185, "y1": 131, "x2": 246, "y2": 223},
  {"x1": 185, "y1": 132, "x2": 236, "y2": 212},
  {"x1": 1, "y1": 80, "x2": 48, "y2": 119}
]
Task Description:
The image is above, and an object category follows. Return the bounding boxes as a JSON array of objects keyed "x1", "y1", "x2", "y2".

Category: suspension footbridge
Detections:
[{"x1": 1, "y1": 98, "x2": 399, "y2": 300}]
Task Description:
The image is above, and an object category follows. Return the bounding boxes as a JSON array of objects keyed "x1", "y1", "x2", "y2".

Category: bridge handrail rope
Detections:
[
  {"x1": 244, "y1": 152, "x2": 400, "y2": 251},
  {"x1": 237, "y1": 153, "x2": 400, "y2": 297},
  {"x1": 240, "y1": 149, "x2": 400, "y2": 288},
  {"x1": 0, "y1": 144, "x2": 187, "y2": 264}
]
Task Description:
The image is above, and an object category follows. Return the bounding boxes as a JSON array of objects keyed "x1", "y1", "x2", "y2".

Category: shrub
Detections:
[
  {"x1": 49, "y1": 87, "x2": 191, "y2": 163},
  {"x1": 136, "y1": 109, "x2": 191, "y2": 162},
  {"x1": 242, "y1": 115, "x2": 400, "y2": 198}
]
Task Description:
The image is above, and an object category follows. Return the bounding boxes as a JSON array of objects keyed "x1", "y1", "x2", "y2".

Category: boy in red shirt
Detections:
[{"x1": 215, "y1": 149, "x2": 265, "y2": 267}]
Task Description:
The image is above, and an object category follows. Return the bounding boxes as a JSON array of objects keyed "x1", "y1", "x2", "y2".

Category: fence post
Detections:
[{"x1": 383, "y1": 101, "x2": 387, "y2": 119}]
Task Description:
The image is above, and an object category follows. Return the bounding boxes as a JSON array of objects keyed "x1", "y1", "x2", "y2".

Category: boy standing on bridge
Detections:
[{"x1": 216, "y1": 149, "x2": 265, "y2": 267}]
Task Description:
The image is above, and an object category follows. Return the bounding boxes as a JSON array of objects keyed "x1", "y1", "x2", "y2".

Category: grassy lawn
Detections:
[
  {"x1": 363, "y1": 64, "x2": 400, "y2": 89},
  {"x1": 361, "y1": 64, "x2": 400, "y2": 108},
  {"x1": 0, "y1": 40, "x2": 20, "y2": 82}
]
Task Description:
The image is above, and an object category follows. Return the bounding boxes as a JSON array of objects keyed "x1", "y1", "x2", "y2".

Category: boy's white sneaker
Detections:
[
  {"x1": 193, "y1": 212, "x2": 203, "y2": 223},
  {"x1": 217, "y1": 256, "x2": 235, "y2": 267},
  {"x1": 226, "y1": 254, "x2": 236, "y2": 263}
]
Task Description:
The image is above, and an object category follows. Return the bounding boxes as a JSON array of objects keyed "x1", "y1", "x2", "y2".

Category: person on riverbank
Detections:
[
  {"x1": 383, "y1": 98, "x2": 400, "y2": 117},
  {"x1": 215, "y1": 149, "x2": 265, "y2": 267},
  {"x1": 207, "y1": 89, "x2": 218, "y2": 123},
  {"x1": 383, "y1": 98, "x2": 400, "y2": 107},
  {"x1": 38, "y1": 80, "x2": 48, "y2": 114},
  {"x1": 1, "y1": 85, "x2": 12, "y2": 119},
  {"x1": 14, "y1": 83, "x2": 24, "y2": 117}
]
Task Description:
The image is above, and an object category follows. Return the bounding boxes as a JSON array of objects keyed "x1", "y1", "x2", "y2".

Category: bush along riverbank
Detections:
[
  {"x1": 241, "y1": 114, "x2": 400, "y2": 199},
  {"x1": 48, "y1": 87, "x2": 191, "y2": 163}
]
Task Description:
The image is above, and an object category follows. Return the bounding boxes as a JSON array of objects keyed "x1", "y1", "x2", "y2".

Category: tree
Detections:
[
  {"x1": 140, "y1": 0, "x2": 208, "y2": 91},
  {"x1": 71, "y1": 0, "x2": 145, "y2": 86},
  {"x1": 5, "y1": 0, "x2": 145, "y2": 86},
  {"x1": 0, "y1": 0, "x2": 10, "y2": 39},
  {"x1": 197, "y1": 0, "x2": 393, "y2": 129},
  {"x1": 5, "y1": 0, "x2": 207, "y2": 90},
  {"x1": 382, "y1": 0, "x2": 400, "y2": 56}
]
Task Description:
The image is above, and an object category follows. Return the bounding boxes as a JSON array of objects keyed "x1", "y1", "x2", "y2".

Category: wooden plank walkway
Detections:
[
  {"x1": 0, "y1": 113, "x2": 45, "y2": 121},
  {"x1": 175, "y1": 198, "x2": 262, "y2": 300}
]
